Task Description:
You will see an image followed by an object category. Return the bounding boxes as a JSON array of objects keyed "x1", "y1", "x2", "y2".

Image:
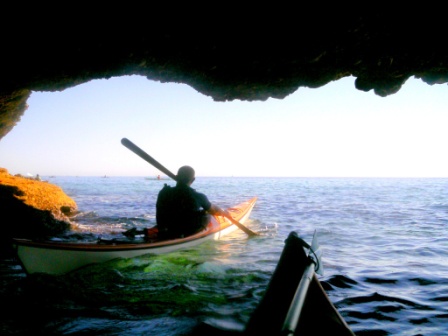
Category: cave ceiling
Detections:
[{"x1": 1, "y1": 12, "x2": 447, "y2": 140}]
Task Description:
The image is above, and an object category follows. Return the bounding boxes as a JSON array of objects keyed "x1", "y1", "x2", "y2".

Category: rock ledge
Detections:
[{"x1": 0, "y1": 168, "x2": 77, "y2": 247}]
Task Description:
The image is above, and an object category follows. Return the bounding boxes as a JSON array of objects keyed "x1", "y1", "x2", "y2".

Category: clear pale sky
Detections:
[{"x1": 0, "y1": 75, "x2": 447, "y2": 178}]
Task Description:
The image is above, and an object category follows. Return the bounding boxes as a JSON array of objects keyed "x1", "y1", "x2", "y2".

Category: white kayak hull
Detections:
[{"x1": 12, "y1": 197, "x2": 257, "y2": 275}]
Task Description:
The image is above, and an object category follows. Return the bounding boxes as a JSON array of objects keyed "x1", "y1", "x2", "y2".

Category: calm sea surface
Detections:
[{"x1": 1, "y1": 176, "x2": 447, "y2": 335}]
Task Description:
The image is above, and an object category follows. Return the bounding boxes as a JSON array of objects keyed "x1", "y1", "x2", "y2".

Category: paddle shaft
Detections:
[
  {"x1": 224, "y1": 213, "x2": 259, "y2": 236},
  {"x1": 121, "y1": 138, "x2": 259, "y2": 237},
  {"x1": 121, "y1": 138, "x2": 177, "y2": 180}
]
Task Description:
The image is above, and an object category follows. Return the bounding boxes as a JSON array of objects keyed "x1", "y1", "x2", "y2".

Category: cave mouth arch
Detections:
[{"x1": 1, "y1": 75, "x2": 448, "y2": 178}]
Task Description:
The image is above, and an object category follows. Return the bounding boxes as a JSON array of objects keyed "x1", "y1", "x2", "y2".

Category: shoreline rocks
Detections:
[{"x1": 0, "y1": 168, "x2": 78, "y2": 254}]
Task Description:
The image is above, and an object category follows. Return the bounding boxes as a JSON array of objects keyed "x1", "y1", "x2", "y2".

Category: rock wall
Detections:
[
  {"x1": 2, "y1": 13, "x2": 448, "y2": 141},
  {"x1": 0, "y1": 168, "x2": 77, "y2": 253}
]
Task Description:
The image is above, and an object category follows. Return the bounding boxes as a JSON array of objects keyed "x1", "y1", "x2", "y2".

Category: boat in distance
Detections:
[{"x1": 12, "y1": 197, "x2": 257, "y2": 275}]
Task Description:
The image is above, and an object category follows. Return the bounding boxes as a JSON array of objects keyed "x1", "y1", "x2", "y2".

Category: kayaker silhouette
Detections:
[{"x1": 156, "y1": 165, "x2": 229, "y2": 238}]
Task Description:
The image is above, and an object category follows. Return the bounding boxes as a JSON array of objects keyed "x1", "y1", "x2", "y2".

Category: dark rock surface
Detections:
[{"x1": 1, "y1": 11, "x2": 447, "y2": 140}]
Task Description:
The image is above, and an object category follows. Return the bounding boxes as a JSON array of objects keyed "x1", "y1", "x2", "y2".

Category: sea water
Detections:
[{"x1": 1, "y1": 176, "x2": 447, "y2": 335}]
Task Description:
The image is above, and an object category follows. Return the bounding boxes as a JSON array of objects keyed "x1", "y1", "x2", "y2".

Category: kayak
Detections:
[
  {"x1": 12, "y1": 197, "x2": 257, "y2": 275},
  {"x1": 243, "y1": 230, "x2": 355, "y2": 336}
]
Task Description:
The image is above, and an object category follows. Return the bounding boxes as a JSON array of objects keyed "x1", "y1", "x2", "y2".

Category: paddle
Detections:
[{"x1": 121, "y1": 137, "x2": 259, "y2": 237}]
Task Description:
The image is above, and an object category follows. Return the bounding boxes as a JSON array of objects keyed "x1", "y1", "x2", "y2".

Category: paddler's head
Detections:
[{"x1": 176, "y1": 165, "x2": 195, "y2": 186}]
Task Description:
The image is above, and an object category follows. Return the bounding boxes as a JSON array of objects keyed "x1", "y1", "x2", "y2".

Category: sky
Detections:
[{"x1": 0, "y1": 75, "x2": 447, "y2": 178}]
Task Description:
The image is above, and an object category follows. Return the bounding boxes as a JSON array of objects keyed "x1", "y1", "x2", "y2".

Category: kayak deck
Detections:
[{"x1": 243, "y1": 231, "x2": 355, "y2": 336}]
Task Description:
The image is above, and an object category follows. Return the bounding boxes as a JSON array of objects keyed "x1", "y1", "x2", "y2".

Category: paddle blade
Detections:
[{"x1": 121, "y1": 138, "x2": 177, "y2": 180}]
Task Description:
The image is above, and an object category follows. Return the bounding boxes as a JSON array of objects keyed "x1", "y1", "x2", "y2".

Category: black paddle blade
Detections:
[{"x1": 121, "y1": 138, "x2": 177, "y2": 180}]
